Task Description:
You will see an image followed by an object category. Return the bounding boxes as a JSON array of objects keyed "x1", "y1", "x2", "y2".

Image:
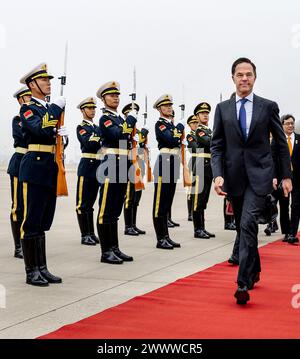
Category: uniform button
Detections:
[{"x1": 37, "y1": 157, "x2": 40, "y2": 161}]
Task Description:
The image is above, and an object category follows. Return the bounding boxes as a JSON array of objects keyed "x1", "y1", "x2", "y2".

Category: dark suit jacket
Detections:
[{"x1": 211, "y1": 94, "x2": 291, "y2": 197}]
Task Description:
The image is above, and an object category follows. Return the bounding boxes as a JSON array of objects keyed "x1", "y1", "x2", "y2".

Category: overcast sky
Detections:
[{"x1": 1, "y1": 0, "x2": 300, "y2": 163}]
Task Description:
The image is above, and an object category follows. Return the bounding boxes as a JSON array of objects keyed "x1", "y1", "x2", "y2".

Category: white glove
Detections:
[
  {"x1": 181, "y1": 139, "x2": 188, "y2": 146},
  {"x1": 132, "y1": 134, "x2": 139, "y2": 142},
  {"x1": 128, "y1": 110, "x2": 138, "y2": 119},
  {"x1": 178, "y1": 118, "x2": 186, "y2": 127},
  {"x1": 52, "y1": 96, "x2": 66, "y2": 109},
  {"x1": 58, "y1": 125, "x2": 69, "y2": 137}
]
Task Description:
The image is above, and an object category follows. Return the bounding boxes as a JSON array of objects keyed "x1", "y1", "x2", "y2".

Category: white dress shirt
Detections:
[{"x1": 235, "y1": 92, "x2": 254, "y2": 137}]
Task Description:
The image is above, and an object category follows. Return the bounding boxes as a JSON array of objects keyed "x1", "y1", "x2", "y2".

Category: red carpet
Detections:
[{"x1": 40, "y1": 238, "x2": 300, "y2": 339}]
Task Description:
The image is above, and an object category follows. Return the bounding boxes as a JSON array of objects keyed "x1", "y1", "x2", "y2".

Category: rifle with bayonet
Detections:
[
  {"x1": 56, "y1": 42, "x2": 68, "y2": 196},
  {"x1": 179, "y1": 100, "x2": 192, "y2": 187},
  {"x1": 142, "y1": 95, "x2": 153, "y2": 182},
  {"x1": 130, "y1": 66, "x2": 145, "y2": 191}
]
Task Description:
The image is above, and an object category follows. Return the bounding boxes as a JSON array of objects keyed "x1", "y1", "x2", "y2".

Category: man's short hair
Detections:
[
  {"x1": 231, "y1": 57, "x2": 257, "y2": 77},
  {"x1": 281, "y1": 114, "x2": 295, "y2": 124}
]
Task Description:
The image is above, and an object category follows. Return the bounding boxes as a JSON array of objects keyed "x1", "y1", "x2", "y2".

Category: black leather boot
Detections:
[
  {"x1": 21, "y1": 236, "x2": 48, "y2": 286},
  {"x1": 193, "y1": 211, "x2": 210, "y2": 239},
  {"x1": 168, "y1": 209, "x2": 180, "y2": 227},
  {"x1": 202, "y1": 210, "x2": 215, "y2": 238},
  {"x1": 87, "y1": 212, "x2": 99, "y2": 244},
  {"x1": 154, "y1": 216, "x2": 173, "y2": 249},
  {"x1": 10, "y1": 219, "x2": 23, "y2": 258},
  {"x1": 77, "y1": 213, "x2": 97, "y2": 245},
  {"x1": 124, "y1": 208, "x2": 139, "y2": 236},
  {"x1": 132, "y1": 205, "x2": 146, "y2": 234},
  {"x1": 163, "y1": 215, "x2": 181, "y2": 248},
  {"x1": 97, "y1": 222, "x2": 123, "y2": 264},
  {"x1": 111, "y1": 222, "x2": 133, "y2": 261},
  {"x1": 37, "y1": 234, "x2": 62, "y2": 283}
]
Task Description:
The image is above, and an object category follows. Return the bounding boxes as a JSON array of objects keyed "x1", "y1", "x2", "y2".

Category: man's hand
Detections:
[
  {"x1": 273, "y1": 178, "x2": 278, "y2": 191},
  {"x1": 214, "y1": 176, "x2": 227, "y2": 196},
  {"x1": 282, "y1": 178, "x2": 292, "y2": 197}
]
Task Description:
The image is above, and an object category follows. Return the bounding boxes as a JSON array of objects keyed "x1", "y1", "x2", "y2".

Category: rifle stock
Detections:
[
  {"x1": 56, "y1": 112, "x2": 68, "y2": 196},
  {"x1": 181, "y1": 130, "x2": 192, "y2": 187}
]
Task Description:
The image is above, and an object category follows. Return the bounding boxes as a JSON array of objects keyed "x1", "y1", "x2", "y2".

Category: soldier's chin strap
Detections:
[
  {"x1": 33, "y1": 79, "x2": 47, "y2": 98},
  {"x1": 82, "y1": 109, "x2": 94, "y2": 121}
]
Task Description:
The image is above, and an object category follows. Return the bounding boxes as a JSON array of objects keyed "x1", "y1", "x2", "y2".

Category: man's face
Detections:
[
  {"x1": 159, "y1": 104, "x2": 173, "y2": 118},
  {"x1": 30, "y1": 77, "x2": 51, "y2": 96},
  {"x1": 189, "y1": 122, "x2": 198, "y2": 131},
  {"x1": 82, "y1": 107, "x2": 96, "y2": 119},
  {"x1": 103, "y1": 94, "x2": 119, "y2": 110},
  {"x1": 197, "y1": 112, "x2": 209, "y2": 125},
  {"x1": 232, "y1": 62, "x2": 256, "y2": 96},
  {"x1": 283, "y1": 117, "x2": 295, "y2": 136},
  {"x1": 18, "y1": 94, "x2": 31, "y2": 105}
]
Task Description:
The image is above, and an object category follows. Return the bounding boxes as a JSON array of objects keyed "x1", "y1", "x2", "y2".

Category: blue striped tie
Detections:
[{"x1": 239, "y1": 98, "x2": 248, "y2": 141}]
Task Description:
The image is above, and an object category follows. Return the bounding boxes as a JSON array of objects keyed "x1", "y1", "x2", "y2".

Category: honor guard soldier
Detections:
[
  {"x1": 152, "y1": 94, "x2": 184, "y2": 249},
  {"x1": 96, "y1": 81, "x2": 136, "y2": 264},
  {"x1": 192, "y1": 102, "x2": 215, "y2": 239},
  {"x1": 7, "y1": 87, "x2": 32, "y2": 259},
  {"x1": 19, "y1": 63, "x2": 67, "y2": 286},
  {"x1": 186, "y1": 115, "x2": 199, "y2": 222},
  {"x1": 76, "y1": 97, "x2": 101, "y2": 245},
  {"x1": 167, "y1": 110, "x2": 180, "y2": 228},
  {"x1": 122, "y1": 103, "x2": 147, "y2": 236}
]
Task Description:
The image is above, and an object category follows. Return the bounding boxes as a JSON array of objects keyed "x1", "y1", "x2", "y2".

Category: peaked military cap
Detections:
[
  {"x1": 96, "y1": 81, "x2": 120, "y2": 98},
  {"x1": 194, "y1": 102, "x2": 211, "y2": 115},
  {"x1": 122, "y1": 103, "x2": 140, "y2": 115},
  {"x1": 20, "y1": 63, "x2": 54, "y2": 85},
  {"x1": 187, "y1": 115, "x2": 198, "y2": 125},
  {"x1": 77, "y1": 97, "x2": 97, "y2": 110},
  {"x1": 13, "y1": 86, "x2": 32, "y2": 99},
  {"x1": 153, "y1": 94, "x2": 173, "y2": 109}
]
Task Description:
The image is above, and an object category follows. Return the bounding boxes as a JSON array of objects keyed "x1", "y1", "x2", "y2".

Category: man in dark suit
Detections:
[
  {"x1": 211, "y1": 57, "x2": 292, "y2": 304},
  {"x1": 281, "y1": 115, "x2": 300, "y2": 244}
]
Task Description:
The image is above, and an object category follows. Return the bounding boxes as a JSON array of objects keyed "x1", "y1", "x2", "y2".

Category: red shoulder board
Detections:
[
  {"x1": 79, "y1": 129, "x2": 86, "y2": 135},
  {"x1": 104, "y1": 120, "x2": 112, "y2": 127},
  {"x1": 24, "y1": 110, "x2": 33, "y2": 120},
  {"x1": 159, "y1": 125, "x2": 166, "y2": 131},
  {"x1": 18, "y1": 122, "x2": 22, "y2": 127},
  {"x1": 199, "y1": 131, "x2": 205, "y2": 137},
  {"x1": 188, "y1": 136, "x2": 193, "y2": 142}
]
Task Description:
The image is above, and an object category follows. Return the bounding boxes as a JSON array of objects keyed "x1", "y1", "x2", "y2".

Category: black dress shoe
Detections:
[
  {"x1": 282, "y1": 234, "x2": 289, "y2": 242},
  {"x1": 112, "y1": 247, "x2": 133, "y2": 261},
  {"x1": 194, "y1": 230, "x2": 210, "y2": 239},
  {"x1": 124, "y1": 227, "x2": 139, "y2": 236},
  {"x1": 101, "y1": 250, "x2": 123, "y2": 264},
  {"x1": 264, "y1": 227, "x2": 271, "y2": 236},
  {"x1": 167, "y1": 220, "x2": 175, "y2": 228},
  {"x1": 225, "y1": 223, "x2": 236, "y2": 231},
  {"x1": 165, "y1": 236, "x2": 181, "y2": 248},
  {"x1": 234, "y1": 286, "x2": 250, "y2": 305},
  {"x1": 288, "y1": 235, "x2": 299, "y2": 245},
  {"x1": 14, "y1": 248, "x2": 23, "y2": 259},
  {"x1": 204, "y1": 230, "x2": 215, "y2": 238},
  {"x1": 156, "y1": 238, "x2": 174, "y2": 249},
  {"x1": 188, "y1": 215, "x2": 193, "y2": 221},
  {"x1": 81, "y1": 235, "x2": 97, "y2": 245},
  {"x1": 228, "y1": 255, "x2": 239, "y2": 265},
  {"x1": 169, "y1": 219, "x2": 180, "y2": 227},
  {"x1": 39, "y1": 267, "x2": 62, "y2": 283},
  {"x1": 26, "y1": 268, "x2": 49, "y2": 287},
  {"x1": 248, "y1": 272, "x2": 260, "y2": 290},
  {"x1": 90, "y1": 234, "x2": 100, "y2": 244},
  {"x1": 133, "y1": 225, "x2": 146, "y2": 235}
]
